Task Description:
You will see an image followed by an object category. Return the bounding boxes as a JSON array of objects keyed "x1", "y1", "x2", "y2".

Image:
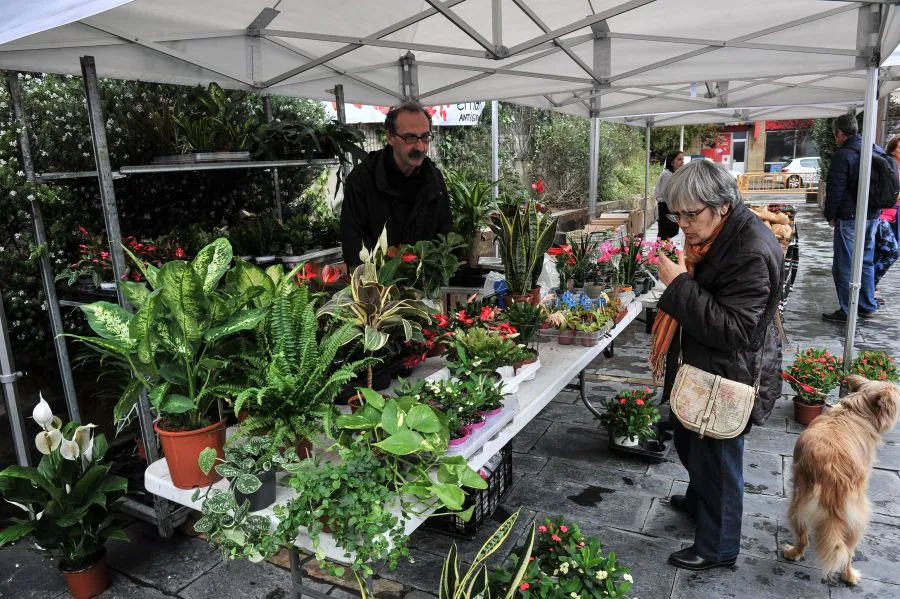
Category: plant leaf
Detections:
[
  {"x1": 198, "y1": 447, "x2": 218, "y2": 475},
  {"x1": 406, "y1": 404, "x2": 442, "y2": 433},
  {"x1": 372, "y1": 430, "x2": 424, "y2": 455},
  {"x1": 79, "y1": 302, "x2": 134, "y2": 343},
  {"x1": 191, "y1": 238, "x2": 233, "y2": 294}
]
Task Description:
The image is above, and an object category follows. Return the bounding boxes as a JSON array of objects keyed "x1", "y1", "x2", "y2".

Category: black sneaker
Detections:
[
  {"x1": 822, "y1": 310, "x2": 847, "y2": 322},
  {"x1": 859, "y1": 310, "x2": 876, "y2": 319}
]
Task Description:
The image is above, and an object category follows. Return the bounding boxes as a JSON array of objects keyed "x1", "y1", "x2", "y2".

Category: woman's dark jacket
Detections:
[
  {"x1": 659, "y1": 203, "x2": 784, "y2": 426},
  {"x1": 340, "y1": 147, "x2": 452, "y2": 267}
]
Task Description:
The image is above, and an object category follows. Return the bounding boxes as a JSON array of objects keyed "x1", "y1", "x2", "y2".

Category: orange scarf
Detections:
[{"x1": 649, "y1": 213, "x2": 730, "y2": 380}]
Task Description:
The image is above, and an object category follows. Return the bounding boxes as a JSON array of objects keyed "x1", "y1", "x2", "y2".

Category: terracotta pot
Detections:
[
  {"x1": 320, "y1": 514, "x2": 333, "y2": 533},
  {"x1": 614, "y1": 310, "x2": 628, "y2": 325},
  {"x1": 154, "y1": 420, "x2": 226, "y2": 489},
  {"x1": 62, "y1": 548, "x2": 109, "y2": 599},
  {"x1": 793, "y1": 400, "x2": 824, "y2": 426},
  {"x1": 558, "y1": 329, "x2": 575, "y2": 345},
  {"x1": 237, "y1": 409, "x2": 249, "y2": 423},
  {"x1": 134, "y1": 436, "x2": 147, "y2": 461},
  {"x1": 348, "y1": 394, "x2": 364, "y2": 414},
  {"x1": 509, "y1": 288, "x2": 540, "y2": 305}
]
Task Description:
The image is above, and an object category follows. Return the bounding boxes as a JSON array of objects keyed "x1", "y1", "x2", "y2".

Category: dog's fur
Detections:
[{"x1": 782, "y1": 375, "x2": 900, "y2": 585}]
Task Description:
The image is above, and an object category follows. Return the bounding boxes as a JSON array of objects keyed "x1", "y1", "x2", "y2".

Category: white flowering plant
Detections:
[
  {"x1": 0, "y1": 395, "x2": 129, "y2": 570},
  {"x1": 490, "y1": 515, "x2": 635, "y2": 599}
]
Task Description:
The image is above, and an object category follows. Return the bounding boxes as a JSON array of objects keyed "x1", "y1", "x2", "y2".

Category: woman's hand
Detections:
[{"x1": 658, "y1": 249, "x2": 688, "y2": 286}]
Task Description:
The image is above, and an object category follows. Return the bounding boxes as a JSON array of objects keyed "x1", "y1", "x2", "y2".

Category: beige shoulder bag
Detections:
[{"x1": 669, "y1": 328, "x2": 763, "y2": 439}]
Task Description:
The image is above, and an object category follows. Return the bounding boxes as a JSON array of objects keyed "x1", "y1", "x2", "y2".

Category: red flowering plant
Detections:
[
  {"x1": 489, "y1": 515, "x2": 635, "y2": 599},
  {"x1": 784, "y1": 348, "x2": 843, "y2": 405},
  {"x1": 599, "y1": 387, "x2": 659, "y2": 443},
  {"x1": 550, "y1": 233, "x2": 598, "y2": 290},
  {"x1": 847, "y1": 350, "x2": 899, "y2": 382}
]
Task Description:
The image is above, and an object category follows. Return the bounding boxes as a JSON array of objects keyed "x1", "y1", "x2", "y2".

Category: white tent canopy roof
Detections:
[{"x1": 1, "y1": 0, "x2": 899, "y2": 120}]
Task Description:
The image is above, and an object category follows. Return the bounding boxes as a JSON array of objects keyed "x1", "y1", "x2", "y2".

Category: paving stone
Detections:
[
  {"x1": 534, "y1": 400, "x2": 603, "y2": 426},
  {"x1": 743, "y1": 449, "x2": 785, "y2": 497},
  {"x1": 180, "y1": 557, "x2": 294, "y2": 599},
  {"x1": 376, "y1": 548, "x2": 445, "y2": 594},
  {"x1": 641, "y1": 497, "x2": 695, "y2": 543},
  {"x1": 649, "y1": 458, "x2": 689, "y2": 482},
  {"x1": 783, "y1": 456, "x2": 795, "y2": 498},
  {"x1": 511, "y1": 452, "x2": 548, "y2": 475},
  {"x1": 95, "y1": 572, "x2": 174, "y2": 598},
  {"x1": 0, "y1": 542, "x2": 68, "y2": 599},
  {"x1": 742, "y1": 491, "x2": 791, "y2": 520},
  {"x1": 670, "y1": 554, "x2": 831, "y2": 599},
  {"x1": 874, "y1": 441, "x2": 900, "y2": 471},
  {"x1": 528, "y1": 422, "x2": 606, "y2": 463},
  {"x1": 511, "y1": 418, "x2": 552, "y2": 453},
  {"x1": 549, "y1": 389, "x2": 581, "y2": 405},
  {"x1": 828, "y1": 579, "x2": 900, "y2": 599},
  {"x1": 743, "y1": 426, "x2": 801, "y2": 458},
  {"x1": 542, "y1": 457, "x2": 674, "y2": 497},
  {"x1": 502, "y1": 472, "x2": 653, "y2": 534},
  {"x1": 105, "y1": 522, "x2": 220, "y2": 594},
  {"x1": 869, "y1": 468, "x2": 900, "y2": 518},
  {"x1": 757, "y1": 416, "x2": 789, "y2": 433}
]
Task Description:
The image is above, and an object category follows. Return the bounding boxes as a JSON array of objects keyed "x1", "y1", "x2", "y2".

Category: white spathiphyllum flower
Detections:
[
  {"x1": 81, "y1": 435, "x2": 95, "y2": 464},
  {"x1": 35, "y1": 510, "x2": 43, "y2": 520},
  {"x1": 35, "y1": 429, "x2": 62, "y2": 455},
  {"x1": 73, "y1": 424, "x2": 97, "y2": 453},
  {"x1": 377, "y1": 226, "x2": 389, "y2": 255},
  {"x1": 65, "y1": 484, "x2": 71, "y2": 494},
  {"x1": 32, "y1": 394, "x2": 54, "y2": 429},
  {"x1": 60, "y1": 438, "x2": 81, "y2": 461}
]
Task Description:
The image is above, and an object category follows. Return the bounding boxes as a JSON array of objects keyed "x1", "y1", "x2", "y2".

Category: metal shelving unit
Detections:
[{"x1": 4, "y1": 59, "x2": 348, "y2": 537}]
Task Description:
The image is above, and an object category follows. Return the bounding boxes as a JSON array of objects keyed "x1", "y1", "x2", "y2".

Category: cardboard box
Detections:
[{"x1": 627, "y1": 209, "x2": 645, "y2": 236}]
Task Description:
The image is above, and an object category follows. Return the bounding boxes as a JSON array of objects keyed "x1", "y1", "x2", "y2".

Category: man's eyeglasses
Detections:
[
  {"x1": 665, "y1": 204, "x2": 708, "y2": 223},
  {"x1": 394, "y1": 132, "x2": 434, "y2": 144}
]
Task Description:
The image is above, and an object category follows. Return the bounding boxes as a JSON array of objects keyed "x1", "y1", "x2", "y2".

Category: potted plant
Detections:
[
  {"x1": 70, "y1": 238, "x2": 269, "y2": 488},
  {"x1": 489, "y1": 199, "x2": 558, "y2": 304},
  {"x1": 450, "y1": 328, "x2": 529, "y2": 375},
  {"x1": 847, "y1": 350, "x2": 899, "y2": 382},
  {"x1": 171, "y1": 82, "x2": 257, "y2": 155},
  {"x1": 0, "y1": 396, "x2": 129, "y2": 599},
  {"x1": 233, "y1": 282, "x2": 374, "y2": 455},
  {"x1": 444, "y1": 170, "x2": 498, "y2": 268},
  {"x1": 489, "y1": 515, "x2": 635, "y2": 599},
  {"x1": 504, "y1": 300, "x2": 544, "y2": 352},
  {"x1": 197, "y1": 436, "x2": 280, "y2": 512},
  {"x1": 599, "y1": 387, "x2": 660, "y2": 446},
  {"x1": 575, "y1": 309, "x2": 612, "y2": 347},
  {"x1": 396, "y1": 233, "x2": 467, "y2": 300},
  {"x1": 784, "y1": 348, "x2": 843, "y2": 425}
]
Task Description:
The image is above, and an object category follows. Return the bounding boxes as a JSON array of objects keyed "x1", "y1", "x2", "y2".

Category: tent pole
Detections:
[
  {"x1": 0, "y1": 282, "x2": 30, "y2": 467},
  {"x1": 643, "y1": 120, "x2": 652, "y2": 235},
  {"x1": 81, "y1": 56, "x2": 174, "y2": 537},
  {"x1": 589, "y1": 118, "x2": 600, "y2": 218},
  {"x1": 6, "y1": 75, "x2": 81, "y2": 424},
  {"x1": 491, "y1": 100, "x2": 499, "y2": 200},
  {"x1": 262, "y1": 96, "x2": 283, "y2": 224},
  {"x1": 679, "y1": 125, "x2": 684, "y2": 151},
  {"x1": 842, "y1": 65, "x2": 879, "y2": 369}
]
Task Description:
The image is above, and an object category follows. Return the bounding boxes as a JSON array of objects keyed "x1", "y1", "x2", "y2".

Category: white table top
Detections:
[{"x1": 145, "y1": 300, "x2": 643, "y2": 561}]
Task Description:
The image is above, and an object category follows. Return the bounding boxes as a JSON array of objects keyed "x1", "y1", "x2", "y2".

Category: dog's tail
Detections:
[{"x1": 810, "y1": 485, "x2": 861, "y2": 574}]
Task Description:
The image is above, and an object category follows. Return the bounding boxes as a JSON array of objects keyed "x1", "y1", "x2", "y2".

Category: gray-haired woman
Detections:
[{"x1": 649, "y1": 159, "x2": 783, "y2": 570}]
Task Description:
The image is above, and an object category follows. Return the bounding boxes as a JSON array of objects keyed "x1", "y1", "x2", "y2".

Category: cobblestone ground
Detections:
[{"x1": 2, "y1": 204, "x2": 898, "y2": 599}]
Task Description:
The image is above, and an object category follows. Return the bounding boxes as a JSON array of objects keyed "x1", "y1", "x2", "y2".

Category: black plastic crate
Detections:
[{"x1": 423, "y1": 443, "x2": 513, "y2": 539}]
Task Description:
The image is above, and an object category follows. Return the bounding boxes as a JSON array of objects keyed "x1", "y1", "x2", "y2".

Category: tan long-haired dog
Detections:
[{"x1": 782, "y1": 375, "x2": 900, "y2": 585}]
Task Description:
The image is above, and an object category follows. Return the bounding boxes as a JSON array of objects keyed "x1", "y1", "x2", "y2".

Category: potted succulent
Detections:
[
  {"x1": 784, "y1": 348, "x2": 843, "y2": 425},
  {"x1": 233, "y1": 282, "x2": 374, "y2": 456},
  {"x1": 847, "y1": 350, "x2": 899, "y2": 382},
  {"x1": 0, "y1": 396, "x2": 129, "y2": 599},
  {"x1": 489, "y1": 199, "x2": 558, "y2": 304},
  {"x1": 489, "y1": 515, "x2": 635, "y2": 599},
  {"x1": 599, "y1": 387, "x2": 660, "y2": 446},
  {"x1": 70, "y1": 239, "x2": 269, "y2": 488}
]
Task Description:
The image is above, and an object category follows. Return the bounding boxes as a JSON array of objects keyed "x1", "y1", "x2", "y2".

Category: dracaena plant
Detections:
[
  {"x1": 69, "y1": 238, "x2": 269, "y2": 431},
  {"x1": 489, "y1": 199, "x2": 558, "y2": 296},
  {"x1": 231, "y1": 282, "x2": 376, "y2": 451},
  {"x1": 0, "y1": 396, "x2": 129, "y2": 571}
]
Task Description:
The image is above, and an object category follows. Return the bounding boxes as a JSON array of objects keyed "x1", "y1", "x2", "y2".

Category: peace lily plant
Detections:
[{"x1": 0, "y1": 396, "x2": 128, "y2": 598}]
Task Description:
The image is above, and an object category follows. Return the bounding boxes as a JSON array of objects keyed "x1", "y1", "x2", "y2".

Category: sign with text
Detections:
[{"x1": 322, "y1": 102, "x2": 485, "y2": 126}]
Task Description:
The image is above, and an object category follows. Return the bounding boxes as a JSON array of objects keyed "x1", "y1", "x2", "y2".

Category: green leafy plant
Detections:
[
  {"x1": 786, "y1": 348, "x2": 843, "y2": 405},
  {"x1": 444, "y1": 170, "x2": 498, "y2": 264},
  {"x1": 490, "y1": 516, "x2": 635, "y2": 599},
  {"x1": 504, "y1": 301, "x2": 544, "y2": 346},
  {"x1": 399, "y1": 233, "x2": 468, "y2": 299},
  {"x1": 599, "y1": 387, "x2": 659, "y2": 443},
  {"x1": 174, "y1": 82, "x2": 257, "y2": 153},
  {"x1": 199, "y1": 436, "x2": 276, "y2": 496},
  {"x1": 232, "y1": 282, "x2": 373, "y2": 451},
  {"x1": 69, "y1": 238, "x2": 269, "y2": 431},
  {"x1": 227, "y1": 211, "x2": 286, "y2": 257},
  {"x1": 489, "y1": 199, "x2": 558, "y2": 296},
  {"x1": 847, "y1": 350, "x2": 899, "y2": 382},
  {"x1": 450, "y1": 328, "x2": 529, "y2": 372},
  {"x1": 0, "y1": 396, "x2": 129, "y2": 571}
]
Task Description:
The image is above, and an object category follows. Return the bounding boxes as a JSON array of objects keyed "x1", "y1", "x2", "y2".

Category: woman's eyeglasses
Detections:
[
  {"x1": 666, "y1": 205, "x2": 708, "y2": 223},
  {"x1": 394, "y1": 132, "x2": 434, "y2": 144}
]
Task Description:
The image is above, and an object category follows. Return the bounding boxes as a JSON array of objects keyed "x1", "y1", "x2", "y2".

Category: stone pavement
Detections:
[{"x1": 2, "y1": 204, "x2": 899, "y2": 599}]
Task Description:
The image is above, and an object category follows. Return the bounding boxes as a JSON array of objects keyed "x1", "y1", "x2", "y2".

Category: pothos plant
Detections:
[{"x1": 69, "y1": 238, "x2": 270, "y2": 431}]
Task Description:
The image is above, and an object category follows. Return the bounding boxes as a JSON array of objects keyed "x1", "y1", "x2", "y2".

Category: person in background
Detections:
[
  {"x1": 822, "y1": 114, "x2": 881, "y2": 322},
  {"x1": 651, "y1": 160, "x2": 783, "y2": 571},
  {"x1": 340, "y1": 101, "x2": 452, "y2": 268},
  {"x1": 654, "y1": 150, "x2": 685, "y2": 240},
  {"x1": 873, "y1": 134, "x2": 900, "y2": 305}
]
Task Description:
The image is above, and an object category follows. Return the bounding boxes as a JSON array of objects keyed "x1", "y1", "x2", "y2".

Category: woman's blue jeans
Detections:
[{"x1": 673, "y1": 420, "x2": 745, "y2": 561}]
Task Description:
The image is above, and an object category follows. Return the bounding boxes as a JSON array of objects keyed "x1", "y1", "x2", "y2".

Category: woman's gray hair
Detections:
[{"x1": 665, "y1": 159, "x2": 743, "y2": 212}]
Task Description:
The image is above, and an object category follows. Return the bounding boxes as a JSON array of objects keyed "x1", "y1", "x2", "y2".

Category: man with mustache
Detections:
[{"x1": 341, "y1": 101, "x2": 452, "y2": 267}]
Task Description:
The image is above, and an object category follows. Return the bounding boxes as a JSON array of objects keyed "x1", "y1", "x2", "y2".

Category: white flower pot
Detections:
[{"x1": 612, "y1": 435, "x2": 639, "y2": 447}]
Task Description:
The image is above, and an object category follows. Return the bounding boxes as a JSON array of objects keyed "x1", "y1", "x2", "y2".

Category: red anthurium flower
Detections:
[
  {"x1": 479, "y1": 306, "x2": 494, "y2": 322},
  {"x1": 321, "y1": 264, "x2": 341, "y2": 284},
  {"x1": 401, "y1": 252, "x2": 417, "y2": 263},
  {"x1": 531, "y1": 179, "x2": 545, "y2": 193},
  {"x1": 436, "y1": 314, "x2": 450, "y2": 328},
  {"x1": 296, "y1": 263, "x2": 317, "y2": 282}
]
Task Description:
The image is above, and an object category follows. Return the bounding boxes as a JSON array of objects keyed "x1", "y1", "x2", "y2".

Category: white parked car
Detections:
[{"x1": 778, "y1": 157, "x2": 821, "y2": 189}]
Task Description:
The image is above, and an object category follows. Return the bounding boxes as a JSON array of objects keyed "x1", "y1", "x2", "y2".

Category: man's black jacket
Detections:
[
  {"x1": 340, "y1": 147, "x2": 452, "y2": 267},
  {"x1": 824, "y1": 134, "x2": 884, "y2": 222},
  {"x1": 659, "y1": 203, "x2": 784, "y2": 427}
]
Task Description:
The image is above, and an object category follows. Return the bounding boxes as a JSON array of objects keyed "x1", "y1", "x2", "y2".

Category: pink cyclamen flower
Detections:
[{"x1": 538, "y1": 525, "x2": 548, "y2": 533}]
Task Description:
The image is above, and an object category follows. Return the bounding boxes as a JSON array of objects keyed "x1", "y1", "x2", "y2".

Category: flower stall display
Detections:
[
  {"x1": 784, "y1": 348, "x2": 842, "y2": 425},
  {"x1": 489, "y1": 515, "x2": 635, "y2": 599},
  {"x1": 549, "y1": 233, "x2": 598, "y2": 292},
  {"x1": 600, "y1": 387, "x2": 660, "y2": 446},
  {"x1": 847, "y1": 350, "x2": 899, "y2": 382},
  {"x1": 0, "y1": 396, "x2": 129, "y2": 599},
  {"x1": 489, "y1": 199, "x2": 559, "y2": 303}
]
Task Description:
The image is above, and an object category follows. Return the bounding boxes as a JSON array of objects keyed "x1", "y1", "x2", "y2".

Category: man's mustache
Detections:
[{"x1": 408, "y1": 149, "x2": 425, "y2": 159}]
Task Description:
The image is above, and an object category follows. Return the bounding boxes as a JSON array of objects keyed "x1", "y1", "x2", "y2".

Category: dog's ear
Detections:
[
  {"x1": 845, "y1": 374, "x2": 869, "y2": 392},
  {"x1": 871, "y1": 382, "x2": 900, "y2": 434}
]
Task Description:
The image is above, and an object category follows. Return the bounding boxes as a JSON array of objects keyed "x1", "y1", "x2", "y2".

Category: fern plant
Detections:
[{"x1": 233, "y1": 283, "x2": 374, "y2": 451}]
